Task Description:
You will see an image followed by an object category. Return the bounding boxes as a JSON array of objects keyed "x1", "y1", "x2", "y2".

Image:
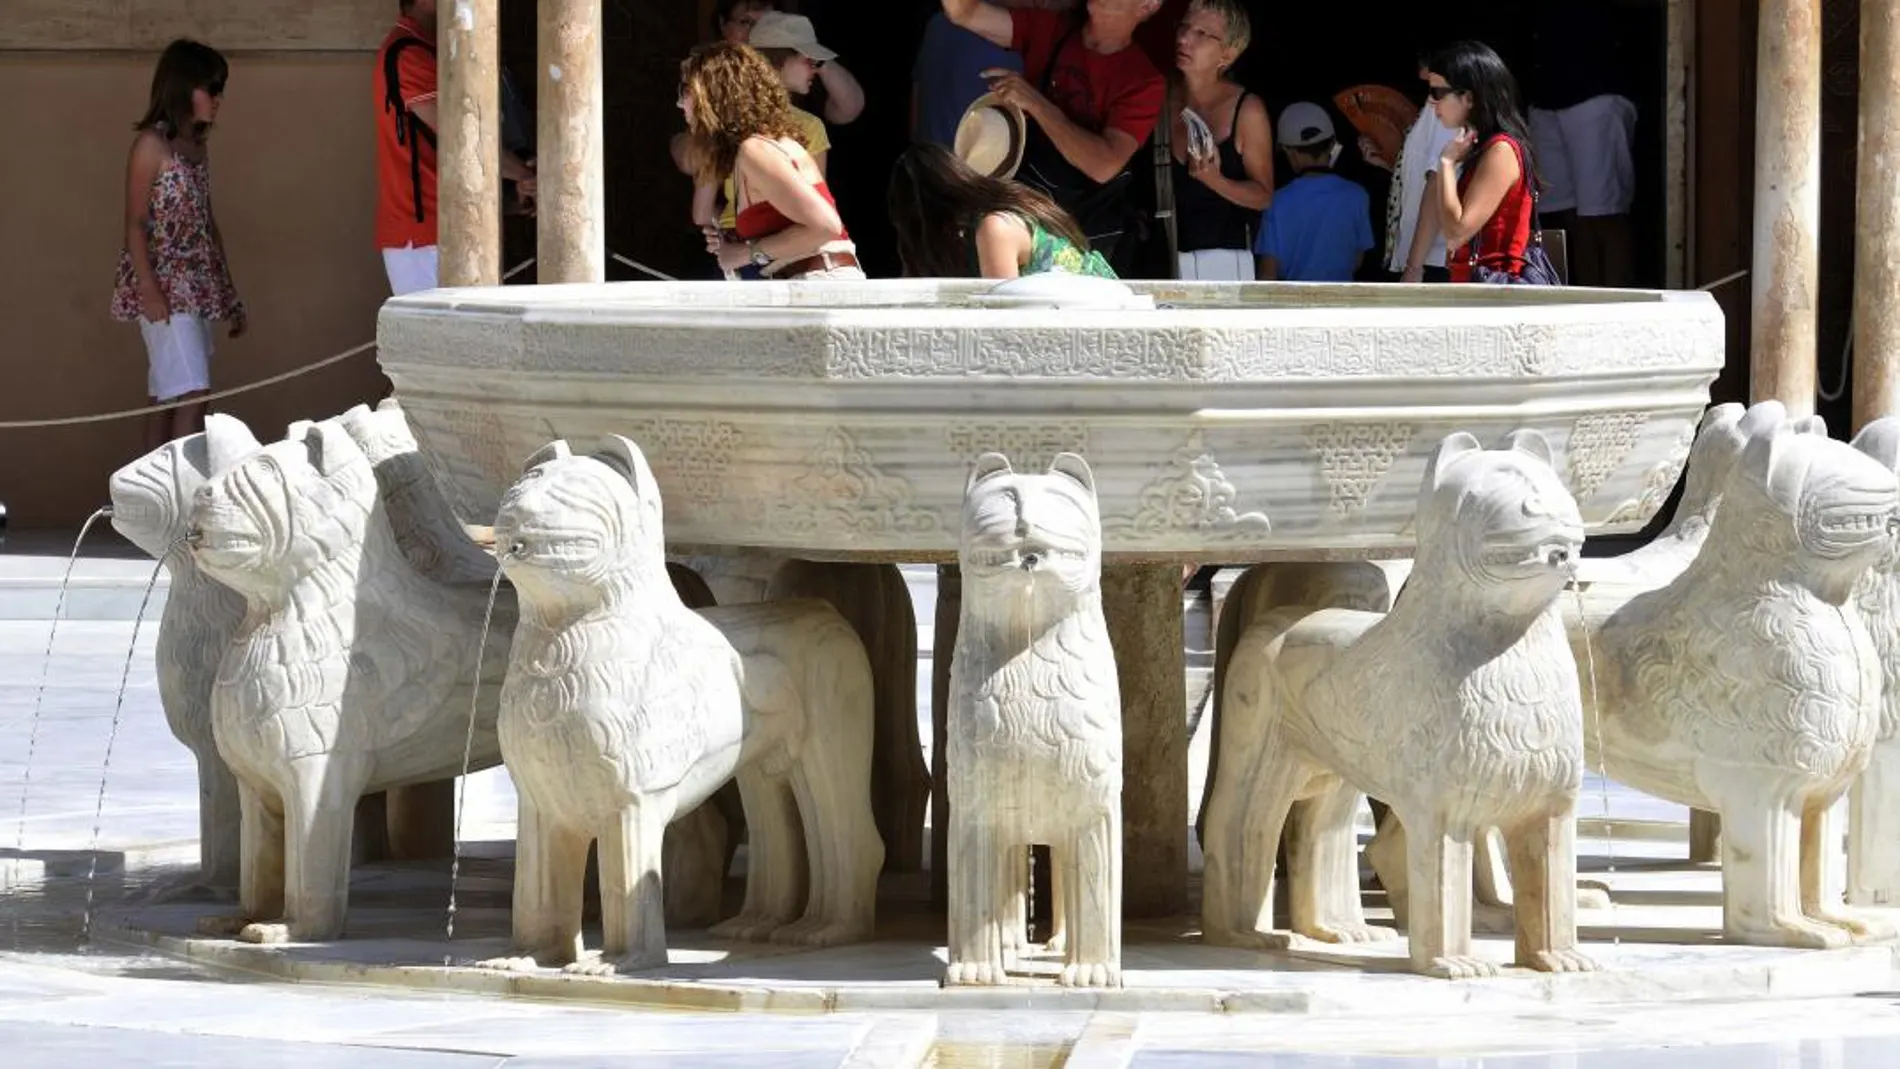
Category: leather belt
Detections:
[{"x1": 769, "y1": 250, "x2": 861, "y2": 279}]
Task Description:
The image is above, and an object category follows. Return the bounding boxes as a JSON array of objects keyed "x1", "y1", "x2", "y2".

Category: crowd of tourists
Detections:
[{"x1": 111, "y1": 0, "x2": 1641, "y2": 442}]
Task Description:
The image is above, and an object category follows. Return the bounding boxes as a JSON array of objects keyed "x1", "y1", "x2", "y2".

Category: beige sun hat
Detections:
[{"x1": 952, "y1": 92, "x2": 1027, "y2": 180}]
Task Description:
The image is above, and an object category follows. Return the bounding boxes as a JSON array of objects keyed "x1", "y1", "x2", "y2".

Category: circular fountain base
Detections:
[{"x1": 101, "y1": 850, "x2": 1900, "y2": 1016}]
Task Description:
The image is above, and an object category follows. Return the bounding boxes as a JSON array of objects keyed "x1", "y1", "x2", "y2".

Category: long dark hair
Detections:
[
  {"x1": 135, "y1": 39, "x2": 228, "y2": 142},
  {"x1": 1428, "y1": 40, "x2": 1538, "y2": 188},
  {"x1": 887, "y1": 143, "x2": 1090, "y2": 278}
]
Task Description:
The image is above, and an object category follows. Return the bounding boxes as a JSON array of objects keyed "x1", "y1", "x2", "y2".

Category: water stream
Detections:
[
  {"x1": 8, "y1": 506, "x2": 110, "y2": 947},
  {"x1": 79, "y1": 550, "x2": 170, "y2": 943},
  {"x1": 445, "y1": 559, "x2": 511, "y2": 961}
]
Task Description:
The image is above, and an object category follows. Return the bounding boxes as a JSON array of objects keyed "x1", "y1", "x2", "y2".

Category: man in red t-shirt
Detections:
[
  {"x1": 942, "y1": 0, "x2": 1163, "y2": 264},
  {"x1": 375, "y1": 0, "x2": 536, "y2": 295}
]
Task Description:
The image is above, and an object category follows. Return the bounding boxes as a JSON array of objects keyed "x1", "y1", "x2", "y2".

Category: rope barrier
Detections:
[
  {"x1": 0, "y1": 341, "x2": 381, "y2": 430},
  {"x1": 0, "y1": 255, "x2": 545, "y2": 431}
]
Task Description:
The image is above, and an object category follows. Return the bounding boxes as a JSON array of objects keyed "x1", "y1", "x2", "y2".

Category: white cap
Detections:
[
  {"x1": 748, "y1": 11, "x2": 838, "y2": 61},
  {"x1": 1277, "y1": 101, "x2": 1336, "y2": 148}
]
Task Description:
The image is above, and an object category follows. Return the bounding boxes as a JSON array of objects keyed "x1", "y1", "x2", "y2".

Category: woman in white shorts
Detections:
[{"x1": 112, "y1": 39, "x2": 247, "y2": 451}]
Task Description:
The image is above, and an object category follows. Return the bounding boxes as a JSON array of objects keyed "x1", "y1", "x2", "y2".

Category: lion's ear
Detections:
[
  {"x1": 203, "y1": 413, "x2": 261, "y2": 476},
  {"x1": 305, "y1": 419, "x2": 367, "y2": 478},
  {"x1": 594, "y1": 436, "x2": 657, "y2": 495},
  {"x1": 1047, "y1": 452, "x2": 1095, "y2": 494},
  {"x1": 967, "y1": 453, "x2": 1013, "y2": 494},
  {"x1": 522, "y1": 440, "x2": 572, "y2": 473},
  {"x1": 1424, "y1": 432, "x2": 1483, "y2": 490},
  {"x1": 1504, "y1": 428, "x2": 1555, "y2": 467},
  {"x1": 1854, "y1": 418, "x2": 1900, "y2": 473}
]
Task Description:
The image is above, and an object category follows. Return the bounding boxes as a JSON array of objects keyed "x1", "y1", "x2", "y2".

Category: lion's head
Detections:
[
  {"x1": 1416, "y1": 430, "x2": 1583, "y2": 615},
  {"x1": 187, "y1": 420, "x2": 378, "y2": 600},
  {"x1": 1718, "y1": 420, "x2": 1899, "y2": 600},
  {"x1": 959, "y1": 452, "x2": 1101, "y2": 598},
  {"x1": 110, "y1": 414, "x2": 261, "y2": 562},
  {"x1": 493, "y1": 436, "x2": 667, "y2": 607}
]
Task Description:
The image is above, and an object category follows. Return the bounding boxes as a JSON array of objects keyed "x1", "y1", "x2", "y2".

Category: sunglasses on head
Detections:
[{"x1": 1427, "y1": 85, "x2": 1459, "y2": 101}]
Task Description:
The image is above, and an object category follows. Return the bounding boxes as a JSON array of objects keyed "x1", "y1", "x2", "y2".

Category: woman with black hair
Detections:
[
  {"x1": 1424, "y1": 41, "x2": 1543, "y2": 283},
  {"x1": 888, "y1": 143, "x2": 1114, "y2": 280},
  {"x1": 111, "y1": 38, "x2": 245, "y2": 450}
]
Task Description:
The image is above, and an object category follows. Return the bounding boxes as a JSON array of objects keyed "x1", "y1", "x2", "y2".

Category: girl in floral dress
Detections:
[
  {"x1": 887, "y1": 143, "x2": 1116, "y2": 280},
  {"x1": 112, "y1": 39, "x2": 245, "y2": 450}
]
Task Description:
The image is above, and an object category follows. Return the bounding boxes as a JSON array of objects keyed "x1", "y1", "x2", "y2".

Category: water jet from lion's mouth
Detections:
[{"x1": 1019, "y1": 552, "x2": 1041, "y2": 572}]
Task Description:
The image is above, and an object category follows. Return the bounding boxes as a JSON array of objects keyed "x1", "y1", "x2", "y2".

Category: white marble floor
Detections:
[{"x1": 4, "y1": 549, "x2": 1900, "y2": 1065}]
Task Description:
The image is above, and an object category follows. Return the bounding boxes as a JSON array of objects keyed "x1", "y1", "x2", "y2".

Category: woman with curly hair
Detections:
[
  {"x1": 680, "y1": 42, "x2": 861, "y2": 280},
  {"x1": 887, "y1": 143, "x2": 1113, "y2": 280}
]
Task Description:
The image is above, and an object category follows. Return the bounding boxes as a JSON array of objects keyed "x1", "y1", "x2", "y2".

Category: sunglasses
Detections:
[
  {"x1": 1427, "y1": 85, "x2": 1459, "y2": 101},
  {"x1": 205, "y1": 79, "x2": 226, "y2": 97}
]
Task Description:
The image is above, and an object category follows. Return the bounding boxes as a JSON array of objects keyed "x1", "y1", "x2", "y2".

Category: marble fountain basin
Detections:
[{"x1": 375, "y1": 279, "x2": 1724, "y2": 561}]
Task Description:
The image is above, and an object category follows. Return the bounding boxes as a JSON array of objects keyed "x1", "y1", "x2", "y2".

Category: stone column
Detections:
[
  {"x1": 1852, "y1": 0, "x2": 1900, "y2": 433},
  {"x1": 437, "y1": 0, "x2": 502, "y2": 287},
  {"x1": 1101, "y1": 564, "x2": 1187, "y2": 918},
  {"x1": 536, "y1": 0, "x2": 605, "y2": 284},
  {"x1": 1747, "y1": 0, "x2": 1823, "y2": 416},
  {"x1": 381, "y1": 0, "x2": 504, "y2": 860}
]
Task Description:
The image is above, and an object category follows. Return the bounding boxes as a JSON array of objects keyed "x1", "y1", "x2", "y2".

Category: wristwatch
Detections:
[{"x1": 747, "y1": 240, "x2": 772, "y2": 268}]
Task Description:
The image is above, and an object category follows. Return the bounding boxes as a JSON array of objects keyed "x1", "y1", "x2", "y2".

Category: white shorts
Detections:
[
  {"x1": 1530, "y1": 95, "x2": 1638, "y2": 217},
  {"x1": 140, "y1": 314, "x2": 212, "y2": 402},
  {"x1": 1177, "y1": 247, "x2": 1256, "y2": 281},
  {"x1": 382, "y1": 244, "x2": 440, "y2": 296}
]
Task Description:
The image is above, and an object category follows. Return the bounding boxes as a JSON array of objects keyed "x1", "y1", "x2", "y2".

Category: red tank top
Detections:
[
  {"x1": 733, "y1": 178, "x2": 849, "y2": 241},
  {"x1": 1449, "y1": 134, "x2": 1534, "y2": 283}
]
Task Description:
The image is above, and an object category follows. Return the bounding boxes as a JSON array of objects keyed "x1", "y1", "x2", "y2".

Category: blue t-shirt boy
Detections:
[{"x1": 1254, "y1": 104, "x2": 1374, "y2": 282}]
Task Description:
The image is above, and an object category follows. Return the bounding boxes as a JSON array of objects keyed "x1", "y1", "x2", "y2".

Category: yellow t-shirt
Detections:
[{"x1": 718, "y1": 107, "x2": 830, "y2": 231}]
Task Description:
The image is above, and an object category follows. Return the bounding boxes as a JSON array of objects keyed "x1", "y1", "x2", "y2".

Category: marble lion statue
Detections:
[
  {"x1": 1850, "y1": 416, "x2": 1900, "y2": 905},
  {"x1": 1366, "y1": 400, "x2": 1807, "y2": 930},
  {"x1": 107, "y1": 414, "x2": 261, "y2": 895},
  {"x1": 945, "y1": 453, "x2": 1123, "y2": 989},
  {"x1": 187, "y1": 418, "x2": 514, "y2": 944},
  {"x1": 1578, "y1": 421, "x2": 1898, "y2": 946},
  {"x1": 1203, "y1": 430, "x2": 1594, "y2": 979},
  {"x1": 479, "y1": 437, "x2": 883, "y2": 975}
]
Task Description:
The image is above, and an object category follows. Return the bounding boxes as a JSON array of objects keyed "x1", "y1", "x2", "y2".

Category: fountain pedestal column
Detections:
[{"x1": 1102, "y1": 564, "x2": 1189, "y2": 918}]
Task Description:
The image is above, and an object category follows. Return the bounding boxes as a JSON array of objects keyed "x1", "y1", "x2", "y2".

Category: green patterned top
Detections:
[{"x1": 970, "y1": 213, "x2": 1118, "y2": 280}]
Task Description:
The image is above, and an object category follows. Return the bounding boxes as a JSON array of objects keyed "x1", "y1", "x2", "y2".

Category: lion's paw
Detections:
[
  {"x1": 1523, "y1": 947, "x2": 1599, "y2": 974},
  {"x1": 709, "y1": 911, "x2": 789, "y2": 943},
  {"x1": 476, "y1": 954, "x2": 562, "y2": 973},
  {"x1": 1419, "y1": 954, "x2": 1498, "y2": 980},
  {"x1": 236, "y1": 921, "x2": 291, "y2": 945},
  {"x1": 769, "y1": 917, "x2": 871, "y2": 948},
  {"x1": 1302, "y1": 922, "x2": 1398, "y2": 945},
  {"x1": 1058, "y1": 960, "x2": 1121, "y2": 989},
  {"x1": 943, "y1": 959, "x2": 1006, "y2": 987}
]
